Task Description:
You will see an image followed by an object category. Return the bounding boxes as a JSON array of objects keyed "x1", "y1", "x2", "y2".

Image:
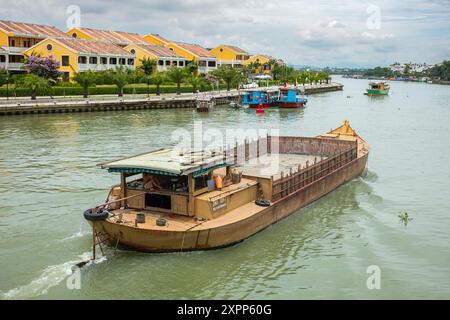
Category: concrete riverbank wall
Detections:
[{"x1": 0, "y1": 83, "x2": 343, "y2": 116}]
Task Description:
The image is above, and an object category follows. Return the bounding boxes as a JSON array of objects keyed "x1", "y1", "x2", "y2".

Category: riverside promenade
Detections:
[{"x1": 0, "y1": 82, "x2": 343, "y2": 116}]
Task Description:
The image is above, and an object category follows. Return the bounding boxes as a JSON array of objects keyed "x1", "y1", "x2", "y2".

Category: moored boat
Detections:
[
  {"x1": 242, "y1": 89, "x2": 278, "y2": 108},
  {"x1": 276, "y1": 86, "x2": 308, "y2": 108},
  {"x1": 196, "y1": 96, "x2": 215, "y2": 112},
  {"x1": 365, "y1": 82, "x2": 390, "y2": 95},
  {"x1": 83, "y1": 121, "x2": 369, "y2": 253}
]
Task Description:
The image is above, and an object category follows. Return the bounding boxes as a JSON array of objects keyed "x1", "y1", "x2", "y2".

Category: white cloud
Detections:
[{"x1": 0, "y1": 0, "x2": 448, "y2": 67}]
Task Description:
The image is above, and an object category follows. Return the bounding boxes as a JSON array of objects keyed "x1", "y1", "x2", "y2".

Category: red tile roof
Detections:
[
  {"x1": 223, "y1": 45, "x2": 250, "y2": 55},
  {"x1": 54, "y1": 38, "x2": 133, "y2": 56},
  {"x1": 0, "y1": 20, "x2": 67, "y2": 38},
  {"x1": 173, "y1": 42, "x2": 215, "y2": 58},
  {"x1": 76, "y1": 28, "x2": 146, "y2": 45},
  {"x1": 135, "y1": 44, "x2": 183, "y2": 58}
]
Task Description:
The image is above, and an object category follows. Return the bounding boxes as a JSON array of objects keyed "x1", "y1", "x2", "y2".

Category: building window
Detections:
[
  {"x1": 198, "y1": 60, "x2": 206, "y2": 67},
  {"x1": 100, "y1": 57, "x2": 108, "y2": 64},
  {"x1": 220, "y1": 48, "x2": 223, "y2": 52},
  {"x1": 9, "y1": 55, "x2": 23, "y2": 63},
  {"x1": 172, "y1": 60, "x2": 177, "y2": 66},
  {"x1": 78, "y1": 56, "x2": 87, "y2": 64},
  {"x1": 127, "y1": 58, "x2": 134, "y2": 65},
  {"x1": 119, "y1": 58, "x2": 126, "y2": 65},
  {"x1": 109, "y1": 57, "x2": 117, "y2": 65},
  {"x1": 208, "y1": 61, "x2": 216, "y2": 67},
  {"x1": 256, "y1": 59, "x2": 260, "y2": 63},
  {"x1": 130, "y1": 49, "x2": 136, "y2": 54},
  {"x1": 89, "y1": 57, "x2": 98, "y2": 64},
  {"x1": 165, "y1": 60, "x2": 170, "y2": 66},
  {"x1": 72, "y1": 33, "x2": 77, "y2": 38},
  {"x1": 61, "y1": 55, "x2": 69, "y2": 66},
  {"x1": 179, "y1": 61, "x2": 184, "y2": 67},
  {"x1": 0, "y1": 55, "x2": 5, "y2": 63},
  {"x1": 47, "y1": 44, "x2": 53, "y2": 51},
  {"x1": 169, "y1": 48, "x2": 174, "y2": 51},
  {"x1": 9, "y1": 39, "x2": 15, "y2": 47},
  {"x1": 62, "y1": 72, "x2": 70, "y2": 81},
  {"x1": 158, "y1": 60, "x2": 164, "y2": 66}
]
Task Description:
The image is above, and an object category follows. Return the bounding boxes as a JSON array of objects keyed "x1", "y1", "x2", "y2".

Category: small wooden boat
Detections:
[
  {"x1": 242, "y1": 89, "x2": 278, "y2": 108},
  {"x1": 84, "y1": 121, "x2": 369, "y2": 253},
  {"x1": 276, "y1": 86, "x2": 308, "y2": 108},
  {"x1": 365, "y1": 82, "x2": 390, "y2": 95},
  {"x1": 196, "y1": 96, "x2": 215, "y2": 112}
]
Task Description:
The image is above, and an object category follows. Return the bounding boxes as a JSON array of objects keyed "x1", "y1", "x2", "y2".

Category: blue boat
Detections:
[
  {"x1": 242, "y1": 89, "x2": 278, "y2": 108},
  {"x1": 276, "y1": 87, "x2": 307, "y2": 108}
]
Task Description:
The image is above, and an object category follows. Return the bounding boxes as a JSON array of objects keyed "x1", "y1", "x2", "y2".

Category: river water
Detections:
[{"x1": 0, "y1": 76, "x2": 449, "y2": 299}]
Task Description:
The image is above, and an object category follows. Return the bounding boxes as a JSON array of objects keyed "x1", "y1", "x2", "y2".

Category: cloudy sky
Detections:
[{"x1": 1, "y1": 0, "x2": 449, "y2": 67}]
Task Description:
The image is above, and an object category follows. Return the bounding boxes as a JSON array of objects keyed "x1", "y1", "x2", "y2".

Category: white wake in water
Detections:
[
  {"x1": 1, "y1": 252, "x2": 106, "y2": 300},
  {"x1": 58, "y1": 228, "x2": 90, "y2": 242}
]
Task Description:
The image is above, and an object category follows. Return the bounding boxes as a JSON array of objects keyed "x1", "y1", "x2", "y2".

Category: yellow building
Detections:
[
  {"x1": 143, "y1": 34, "x2": 169, "y2": 46},
  {"x1": 0, "y1": 20, "x2": 67, "y2": 73},
  {"x1": 124, "y1": 43, "x2": 187, "y2": 72},
  {"x1": 23, "y1": 37, "x2": 136, "y2": 80},
  {"x1": 209, "y1": 44, "x2": 251, "y2": 67},
  {"x1": 165, "y1": 42, "x2": 217, "y2": 73},
  {"x1": 241, "y1": 54, "x2": 278, "y2": 74},
  {"x1": 67, "y1": 27, "x2": 147, "y2": 47}
]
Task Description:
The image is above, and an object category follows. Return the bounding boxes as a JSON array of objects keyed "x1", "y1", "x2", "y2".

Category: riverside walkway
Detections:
[{"x1": 0, "y1": 83, "x2": 343, "y2": 116}]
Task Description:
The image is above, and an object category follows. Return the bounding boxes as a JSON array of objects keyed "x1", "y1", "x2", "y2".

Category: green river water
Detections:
[{"x1": 0, "y1": 76, "x2": 449, "y2": 299}]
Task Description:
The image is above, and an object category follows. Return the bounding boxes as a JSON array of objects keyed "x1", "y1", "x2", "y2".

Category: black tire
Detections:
[
  {"x1": 255, "y1": 199, "x2": 271, "y2": 207},
  {"x1": 83, "y1": 208, "x2": 109, "y2": 221}
]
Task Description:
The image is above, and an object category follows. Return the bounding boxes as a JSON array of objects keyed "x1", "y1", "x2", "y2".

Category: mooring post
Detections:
[{"x1": 92, "y1": 223, "x2": 96, "y2": 260}]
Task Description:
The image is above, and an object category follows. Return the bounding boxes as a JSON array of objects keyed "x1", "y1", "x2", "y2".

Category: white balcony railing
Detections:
[
  {"x1": 7, "y1": 62, "x2": 24, "y2": 70},
  {"x1": 78, "y1": 63, "x2": 135, "y2": 72}
]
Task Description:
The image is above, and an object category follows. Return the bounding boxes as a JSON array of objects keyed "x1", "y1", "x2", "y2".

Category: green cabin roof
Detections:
[{"x1": 100, "y1": 148, "x2": 228, "y2": 177}]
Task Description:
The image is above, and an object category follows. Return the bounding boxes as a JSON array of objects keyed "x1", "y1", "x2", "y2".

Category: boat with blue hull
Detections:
[
  {"x1": 276, "y1": 86, "x2": 308, "y2": 108},
  {"x1": 242, "y1": 89, "x2": 278, "y2": 108}
]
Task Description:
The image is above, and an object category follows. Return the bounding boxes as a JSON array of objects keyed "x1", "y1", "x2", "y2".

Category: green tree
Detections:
[
  {"x1": 140, "y1": 58, "x2": 157, "y2": 75},
  {"x1": 167, "y1": 67, "x2": 186, "y2": 95},
  {"x1": 0, "y1": 70, "x2": 7, "y2": 87},
  {"x1": 213, "y1": 66, "x2": 243, "y2": 91},
  {"x1": 111, "y1": 66, "x2": 131, "y2": 97},
  {"x1": 72, "y1": 71, "x2": 97, "y2": 98},
  {"x1": 298, "y1": 71, "x2": 310, "y2": 85},
  {"x1": 186, "y1": 61, "x2": 199, "y2": 76},
  {"x1": 186, "y1": 74, "x2": 206, "y2": 93},
  {"x1": 151, "y1": 72, "x2": 167, "y2": 96},
  {"x1": 141, "y1": 74, "x2": 153, "y2": 97},
  {"x1": 18, "y1": 74, "x2": 49, "y2": 100}
]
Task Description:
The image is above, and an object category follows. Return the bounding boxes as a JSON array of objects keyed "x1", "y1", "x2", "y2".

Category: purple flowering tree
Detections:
[{"x1": 24, "y1": 55, "x2": 62, "y2": 80}]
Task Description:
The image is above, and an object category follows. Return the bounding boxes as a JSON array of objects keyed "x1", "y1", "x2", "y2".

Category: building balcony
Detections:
[
  {"x1": 4, "y1": 62, "x2": 25, "y2": 71},
  {"x1": 78, "y1": 63, "x2": 135, "y2": 72}
]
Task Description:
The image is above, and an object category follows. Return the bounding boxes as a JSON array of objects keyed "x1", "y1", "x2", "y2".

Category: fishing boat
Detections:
[
  {"x1": 83, "y1": 121, "x2": 369, "y2": 254},
  {"x1": 196, "y1": 96, "x2": 215, "y2": 112},
  {"x1": 365, "y1": 82, "x2": 390, "y2": 95},
  {"x1": 242, "y1": 89, "x2": 278, "y2": 108},
  {"x1": 276, "y1": 86, "x2": 308, "y2": 108}
]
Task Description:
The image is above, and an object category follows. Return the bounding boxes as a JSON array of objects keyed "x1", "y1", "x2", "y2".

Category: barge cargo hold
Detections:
[{"x1": 84, "y1": 121, "x2": 369, "y2": 253}]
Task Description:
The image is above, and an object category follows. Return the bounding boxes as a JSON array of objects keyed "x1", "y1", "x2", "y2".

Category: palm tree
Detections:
[
  {"x1": 140, "y1": 58, "x2": 157, "y2": 75},
  {"x1": 72, "y1": 71, "x2": 97, "y2": 98},
  {"x1": 186, "y1": 61, "x2": 199, "y2": 76},
  {"x1": 18, "y1": 74, "x2": 49, "y2": 100},
  {"x1": 186, "y1": 75, "x2": 205, "y2": 93},
  {"x1": 167, "y1": 67, "x2": 186, "y2": 95},
  {"x1": 213, "y1": 66, "x2": 242, "y2": 91},
  {"x1": 151, "y1": 72, "x2": 166, "y2": 96},
  {"x1": 111, "y1": 66, "x2": 131, "y2": 97},
  {"x1": 298, "y1": 71, "x2": 310, "y2": 86}
]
